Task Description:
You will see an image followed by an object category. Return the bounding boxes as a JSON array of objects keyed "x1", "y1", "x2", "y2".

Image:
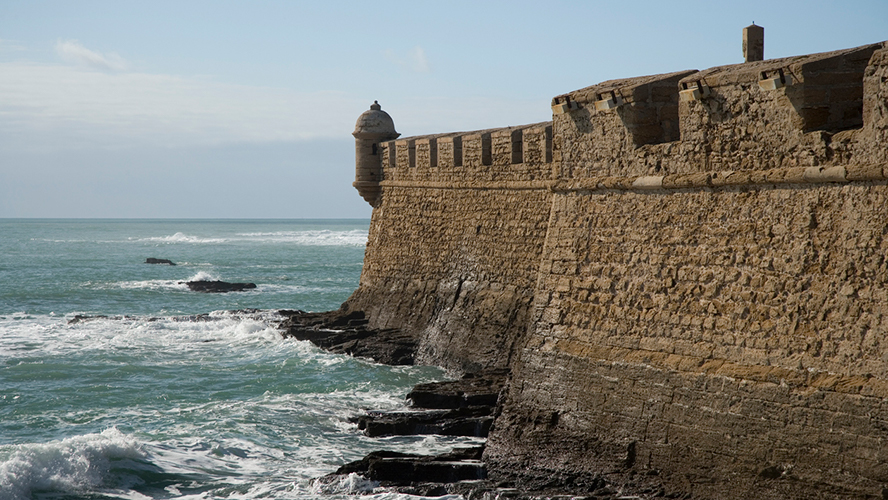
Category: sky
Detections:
[{"x1": 1, "y1": 1, "x2": 886, "y2": 219}]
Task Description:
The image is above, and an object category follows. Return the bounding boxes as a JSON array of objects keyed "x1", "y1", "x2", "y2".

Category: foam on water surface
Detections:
[
  {"x1": 0, "y1": 428, "x2": 148, "y2": 500},
  {"x1": 0, "y1": 220, "x2": 468, "y2": 499},
  {"x1": 134, "y1": 229, "x2": 368, "y2": 247},
  {"x1": 0, "y1": 311, "x2": 469, "y2": 500}
]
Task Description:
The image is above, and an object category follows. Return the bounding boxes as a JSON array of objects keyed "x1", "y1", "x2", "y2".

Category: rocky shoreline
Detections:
[{"x1": 279, "y1": 310, "x2": 668, "y2": 499}]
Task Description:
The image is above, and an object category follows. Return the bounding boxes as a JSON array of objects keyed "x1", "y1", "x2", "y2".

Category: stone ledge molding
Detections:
[
  {"x1": 378, "y1": 163, "x2": 886, "y2": 192},
  {"x1": 550, "y1": 163, "x2": 886, "y2": 192}
]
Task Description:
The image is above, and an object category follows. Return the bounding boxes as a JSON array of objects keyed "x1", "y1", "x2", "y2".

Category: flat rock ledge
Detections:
[
  {"x1": 278, "y1": 309, "x2": 416, "y2": 365},
  {"x1": 353, "y1": 406, "x2": 494, "y2": 437},
  {"x1": 326, "y1": 369, "x2": 653, "y2": 499},
  {"x1": 327, "y1": 447, "x2": 488, "y2": 495},
  {"x1": 351, "y1": 368, "x2": 509, "y2": 439}
]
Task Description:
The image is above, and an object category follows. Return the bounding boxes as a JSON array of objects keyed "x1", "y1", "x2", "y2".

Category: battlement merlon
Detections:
[
  {"x1": 382, "y1": 123, "x2": 552, "y2": 169},
  {"x1": 552, "y1": 41, "x2": 888, "y2": 178}
]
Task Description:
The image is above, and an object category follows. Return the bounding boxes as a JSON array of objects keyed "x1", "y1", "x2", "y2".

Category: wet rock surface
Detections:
[
  {"x1": 351, "y1": 368, "x2": 508, "y2": 439},
  {"x1": 145, "y1": 258, "x2": 176, "y2": 265},
  {"x1": 181, "y1": 280, "x2": 257, "y2": 293},
  {"x1": 278, "y1": 309, "x2": 416, "y2": 365},
  {"x1": 334, "y1": 447, "x2": 486, "y2": 484},
  {"x1": 353, "y1": 406, "x2": 494, "y2": 437}
]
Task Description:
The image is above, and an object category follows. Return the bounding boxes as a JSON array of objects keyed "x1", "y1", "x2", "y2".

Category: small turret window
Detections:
[{"x1": 371, "y1": 144, "x2": 378, "y2": 156}]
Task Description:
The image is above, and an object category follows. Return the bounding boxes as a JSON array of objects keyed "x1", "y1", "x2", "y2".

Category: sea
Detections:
[{"x1": 0, "y1": 219, "x2": 477, "y2": 500}]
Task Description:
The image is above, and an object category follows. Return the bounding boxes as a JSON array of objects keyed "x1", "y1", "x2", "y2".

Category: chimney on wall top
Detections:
[{"x1": 743, "y1": 23, "x2": 764, "y2": 62}]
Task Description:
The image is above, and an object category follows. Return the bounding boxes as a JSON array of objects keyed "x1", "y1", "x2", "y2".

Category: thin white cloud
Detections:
[
  {"x1": 0, "y1": 44, "x2": 548, "y2": 154},
  {"x1": 55, "y1": 39, "x2": 128, "y2": 71},
  {"x1": 409, "y1": 46, "x2": 430, "y2": 73},
  {"x1": 384, "y1": 45, "x2": 431, "y2": 73},
  {"x1": 0, "y1": 39, "x2": 28, "y2": 52},
  {"x1": 0, "y1": 61, "x2": 364, "y2": 150}
]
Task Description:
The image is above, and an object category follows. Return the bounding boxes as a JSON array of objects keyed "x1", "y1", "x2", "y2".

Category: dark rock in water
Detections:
[
  {"x1": 145, "y1": 258, "x2": 176, "y2": 265},
  {"x1": 333, "y1": 447, "x2": 486, "y2": 483},
  {"x1": 68, "y1": 314, "x2": 111, "y2": 324},
  {"x1": 181, "y1": 280, "x2": 257, "y2": 293},
  {"x1": 279, "y1": 310, "x2": 415, "y2": 365}
]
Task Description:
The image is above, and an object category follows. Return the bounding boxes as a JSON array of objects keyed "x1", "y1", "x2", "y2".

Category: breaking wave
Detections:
[{"x1": 0, "y1": 428, "x2": 149, "y2": 500}]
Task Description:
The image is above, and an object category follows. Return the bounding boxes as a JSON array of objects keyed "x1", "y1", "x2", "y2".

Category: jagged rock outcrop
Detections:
[{"x1": 279, "y1": 310, "x2": 416, "y2": 365}]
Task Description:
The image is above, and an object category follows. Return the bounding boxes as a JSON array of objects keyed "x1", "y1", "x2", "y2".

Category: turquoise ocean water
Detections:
[{"x1": 0, "y1": 220, "x2": 475, "y2": 500}]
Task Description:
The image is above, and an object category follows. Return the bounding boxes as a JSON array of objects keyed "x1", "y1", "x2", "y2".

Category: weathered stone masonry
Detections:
[
  {"x1": 347, "y1": 41, "x2": 888, "y2": 498},
  {"x1": 347, "y1": 120, "x2": 555, "y2": 372}
]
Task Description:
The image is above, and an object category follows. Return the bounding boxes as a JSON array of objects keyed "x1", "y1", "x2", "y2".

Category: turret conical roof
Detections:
[{"x1": 353, "y1": 101, "x2": 399, "y2": 139}]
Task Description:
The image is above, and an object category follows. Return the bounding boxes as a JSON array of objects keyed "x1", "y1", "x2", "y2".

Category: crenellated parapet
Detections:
[
  {"x1": 354, "y1": 41, "x2": 888, "y2": 207},
  {"x1": 551, "y1": 70, "x2": 696, "y2": 178},
  {"x1": 854, "y1": 45, "x2": 888, "y2": 163},
  {"x1": 550, "y1": 41, "x2": 888, "y2": 179},
  {"x1": 376, "y1": 122, "x2": 553, "y2": 186},
  {"x1": 675, "y1": 42, "x2": 885, "y2": 173}
]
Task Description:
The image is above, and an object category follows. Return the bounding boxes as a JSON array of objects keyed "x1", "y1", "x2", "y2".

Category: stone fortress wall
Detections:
[
  {"x1": 347, "y1": 121, "x2": 555, "y2": 372},
  {"x1": 347, "y1": 37, "x2": 888, "y2": 498}
]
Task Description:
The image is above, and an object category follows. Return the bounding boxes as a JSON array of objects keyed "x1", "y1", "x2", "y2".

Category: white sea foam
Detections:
[
  {"x1": 134, "y1": 229, "x2": 368, "y2": 246},
  {"x1": 0, "y1": 312, "x2": 284, "y2": 361},
  {"x1": 106, "y1": 271, "x2": 219, "y2": 291},
  {"x1": 112, "y1": 279, "x2": 190, "y2": 291},
  {"x1": 236, "y1": 229, "x2": 369, "y2": 247},
  {"x1": 306, "y1": 474, "x2": 466, "y2": 500},
  {"x1": 186, "y1": 270, "x2": 219, "y2": 282},
  {"x1": 256, "y1": 283, "x2": 333, "y2": 295},
  {"x1": 307, "y1": 472, "x2": 380, "y2": 495},
  {"x1": 136, "y1": 232, "x2": 228, "y2": 244},
  {"x1": 0, "y1": 428, "x2": 147, "y2": 500}
]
